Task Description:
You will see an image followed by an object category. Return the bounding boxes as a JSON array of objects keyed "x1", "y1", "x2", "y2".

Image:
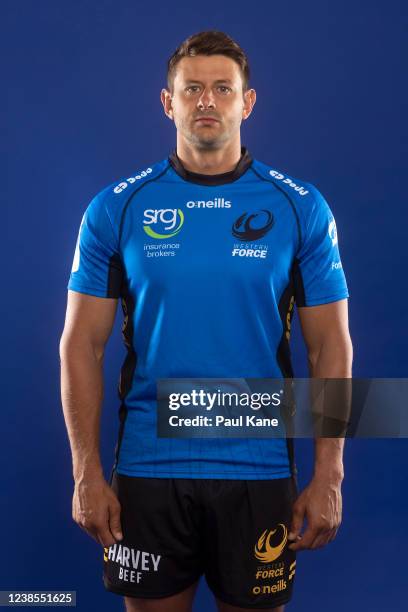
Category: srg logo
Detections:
[{"x1": 143, "y1": 208, "x2": 184, "y2": 239}]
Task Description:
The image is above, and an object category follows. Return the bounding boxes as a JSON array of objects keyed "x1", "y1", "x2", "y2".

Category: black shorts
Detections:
[{"x1": 103, "y1": 471, "x2": 298, "y2": 609}]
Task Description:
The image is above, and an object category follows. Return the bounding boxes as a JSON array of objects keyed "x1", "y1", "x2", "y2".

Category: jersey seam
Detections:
[
  {"x1": 170, "y1": 170, "x2": 252, "y2": 187},
  {"x1": 301, "y1": 184, "x2": 319, "y2": 255},
  {"x1": 100, "y1": 192, "x2": 121, "y2": 252},
  {"x1": 67, "y1": 282, "x2": 114, "y2": 296},
  {"x1": 118, "y1": 163, "x2": 172, "y2": 248},
  {"x1": 249, "y1": 166, "x2": 302, "y2": 253},
  {"x1": 116, "y1": 468, "x2": 291, "y2": 476},
  {"x1": 303, "y1": 291, "x2": 349, "y2": 306}
]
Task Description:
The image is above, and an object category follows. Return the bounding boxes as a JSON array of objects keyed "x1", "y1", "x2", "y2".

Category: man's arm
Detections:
[
  {"x1": 288, "y1": 298, "x2": 353, "y2": 551},
  {"x1": 59, "y1": 289, "x2": 123, "y2": 547}
]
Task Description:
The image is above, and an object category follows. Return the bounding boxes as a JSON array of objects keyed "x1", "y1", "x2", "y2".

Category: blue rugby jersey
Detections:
[{"x1": 67, "y1": 148, "x2": 349, "y2": 479}]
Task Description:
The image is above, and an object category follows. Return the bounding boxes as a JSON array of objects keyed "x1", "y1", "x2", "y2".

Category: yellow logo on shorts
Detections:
[{"x1": 254, "y1": 524, "x2": 287, "y2": 563}]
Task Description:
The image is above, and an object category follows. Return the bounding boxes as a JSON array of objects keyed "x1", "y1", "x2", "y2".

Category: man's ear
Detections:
[
  {"x1": 242, "y1": 88, "x2": 256, "y2": 120},
  {"x1": 161, "y1": 89, "x2": 174, "y2": 120}
]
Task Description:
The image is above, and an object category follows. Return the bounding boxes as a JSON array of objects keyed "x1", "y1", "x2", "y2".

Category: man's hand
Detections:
[
  {"x1": 72, "y1": 474, "x2": 123, "y2": 547},
  {"x1": 288, "y1": 474, "x2": 343, "y2": 551}
]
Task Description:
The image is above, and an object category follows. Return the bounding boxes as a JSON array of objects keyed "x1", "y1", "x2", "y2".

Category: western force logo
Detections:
[
  {"x1": 269, "y1": 170, "x2": 309, "y2": 196},
  {"x1": 232, "y1": 245, "x2": 268, "y2": 258},
  {"x1": 254, "y1": 524, "x2": 288, "y2": 563},
  {"x1": 232, "y1": 209, "x2": 274, "y2": 242},
  {"x1": 143, "y1": 208, "x2": 184, "y2": 239},
  {"x1": 328, "y1": 218, "x2": 338, "y2": 246}
]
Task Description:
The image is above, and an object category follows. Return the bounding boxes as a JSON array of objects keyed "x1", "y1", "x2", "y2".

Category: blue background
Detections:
[{"x1": 2, "y1": 0, "x2": 407, "y2": 610}]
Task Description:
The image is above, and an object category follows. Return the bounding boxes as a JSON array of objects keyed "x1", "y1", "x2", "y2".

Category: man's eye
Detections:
[
  {"x1": 217, "y1": 86, "x2": 231, "y2": 93},
  {"x1": 186, "y1": 86, "x2": 200, "y2": 93}
]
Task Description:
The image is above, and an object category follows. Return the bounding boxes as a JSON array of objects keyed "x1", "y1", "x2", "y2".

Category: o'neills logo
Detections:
[
  {"x1": 232, "y1": 209, "x2": 274, "y2": 241},
  {"x1": 254, "y1": 524, "x2": 288, "y2": 563},
  {"x1": 186, "y1": 198, "x2": 231, "y2": 208}
]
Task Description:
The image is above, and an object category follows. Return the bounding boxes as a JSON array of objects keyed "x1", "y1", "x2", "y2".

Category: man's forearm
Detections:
[
  {"x1": 59, "y1": 337, "x2": 105, "y2": 482},
  {"x1": 309, "y1": 334, "x2": 353, "y2": 480},
  {"x1": 314, "y1": 438, "x2": 344, "y2": 482}
]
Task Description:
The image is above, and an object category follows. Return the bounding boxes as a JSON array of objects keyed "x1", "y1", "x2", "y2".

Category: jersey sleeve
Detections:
[
  {"x1": 67, "y1": 189, "x2": 124, "y2": 298},
  {"x1": 293, "y1": 186, "x2": 349, "y2": 307}
]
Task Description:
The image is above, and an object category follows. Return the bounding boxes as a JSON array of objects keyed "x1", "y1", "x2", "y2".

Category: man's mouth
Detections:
[{"x1": 195, "y1": 116, "x2": 220, "y2": 123}]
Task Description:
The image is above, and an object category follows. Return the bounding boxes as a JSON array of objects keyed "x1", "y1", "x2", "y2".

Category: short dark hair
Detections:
[{"x1": 167, "y1": 30, "x2": 250, "y2": 92}]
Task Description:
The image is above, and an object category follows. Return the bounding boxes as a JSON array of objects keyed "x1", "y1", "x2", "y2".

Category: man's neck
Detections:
[{"x1": 175, "y1": 138, "x2": 242, "y2": 175}]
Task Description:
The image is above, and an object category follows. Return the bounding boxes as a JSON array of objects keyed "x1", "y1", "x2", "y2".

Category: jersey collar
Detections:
[{"x1": 168, "y1": 146, "x2": 253, "y2": 186}]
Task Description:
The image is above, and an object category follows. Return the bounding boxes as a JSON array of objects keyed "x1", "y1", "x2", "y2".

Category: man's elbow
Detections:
[
  {"x1": 308, "y1": 333, "x2": 353, "y2": 375},
  {"x1": 59, "y1": 331, "x2": 105, "y2": 364}
]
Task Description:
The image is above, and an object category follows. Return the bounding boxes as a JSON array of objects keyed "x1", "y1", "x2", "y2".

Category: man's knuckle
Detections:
[
  {"x1": 105, "y1": 538, "x2": 116, "y2": 547},
  {"x1": 100, "y1": 534, "x2": 114, "y2": 547},
  {"x1": 83, "y1": 516, "x2": 99, "y2": 529},
  {"x1": 93, "y1": 520, "x2": 106, "y2": 530},
  {"x1": 315, "y1": 519, "x2": 330, "y2": 531}
]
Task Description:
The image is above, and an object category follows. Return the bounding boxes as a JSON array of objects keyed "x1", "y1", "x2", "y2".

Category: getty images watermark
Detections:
[
  {"x1": 156, "y1": 378, "x2": 408, "y2": 439},
  {"x1": 168, "y1": 387, "x2": 283, "y2": 429}
]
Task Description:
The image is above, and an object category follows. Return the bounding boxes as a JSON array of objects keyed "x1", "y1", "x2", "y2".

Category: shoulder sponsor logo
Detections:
[
  {"x1": 269, "y1": 170, "x2": 309, "y2": 196},
  {"x1": 113, "y1": 167, "x2": 153, "y2": 194},
  {"x1": 143, "y1": 208, "x2": 184, "y2": 239},
  {"x1": 328, "y1": 218, "x2": 338, "y2": 246},
  {"x1": 186, "y1": 198, "x2": 231, "y2": 209}
]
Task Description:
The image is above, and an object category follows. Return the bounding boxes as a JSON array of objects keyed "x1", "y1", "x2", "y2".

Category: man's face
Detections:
[{"x1": 162, "y1": 55, "x2": 255, "y2": 150}]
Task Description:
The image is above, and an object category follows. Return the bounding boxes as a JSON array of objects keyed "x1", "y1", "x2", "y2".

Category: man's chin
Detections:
[{"x1": 188, "y1": 131, "x2": 227, "y2": 150}]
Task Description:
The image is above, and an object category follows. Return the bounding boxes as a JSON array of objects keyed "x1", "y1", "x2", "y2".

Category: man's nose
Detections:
[{"x1": 197, "y1": 88, "x2": 216, "y2": 109}]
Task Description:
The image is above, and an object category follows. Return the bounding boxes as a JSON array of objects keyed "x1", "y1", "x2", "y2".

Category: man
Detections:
[{"x1": 60, "y1": 30, "x2": 352, "y2": 612}]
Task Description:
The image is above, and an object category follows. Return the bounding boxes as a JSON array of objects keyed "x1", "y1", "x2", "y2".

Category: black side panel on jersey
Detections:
[
  {"x1": 248, "y1": 167, "x2": 302, "y2": 479},
  {"x1": 110, "y1": 165, "x2": 172, "y2": 482},
  {"x1": 276, "y1": 271, "x2": 297, "y2": 477},
  {"x1": 109, "y1": 278, "x2": 136, "y2": 483},
  {"x1": 276, "y1": 277, "x2": 295, "y2": 379},
  {"x1": 107, "y1": 253, "x2": 124, "y2": 298},
  {"x1": 292, "y1": 258, "x2": 306, "y2": 307}
]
